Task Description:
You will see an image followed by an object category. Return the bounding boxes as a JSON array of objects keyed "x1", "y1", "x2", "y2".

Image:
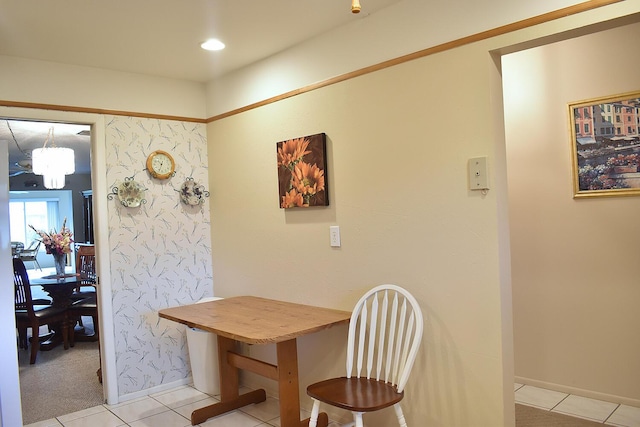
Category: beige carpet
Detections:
[
  {"x1": 18, "y1": 323, "x2": 103, "y2": 425},
  {"x1": 516, "y1": 404, "x2": 606, "y2": 427}
]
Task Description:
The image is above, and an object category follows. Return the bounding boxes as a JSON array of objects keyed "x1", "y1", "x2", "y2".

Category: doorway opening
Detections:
[{"x1": 3, "y1": 117, "x2": 105, "y2": 424}]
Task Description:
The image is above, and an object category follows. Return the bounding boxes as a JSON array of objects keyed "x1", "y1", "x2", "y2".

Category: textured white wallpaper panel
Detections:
[{"x1": 105, "y1": 116, "x2": 212, "y2": 395}]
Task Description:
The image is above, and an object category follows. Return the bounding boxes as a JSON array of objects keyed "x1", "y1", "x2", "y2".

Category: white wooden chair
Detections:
[{"x1": 306, "y1": 284, "x2": 423, "y2": 427}]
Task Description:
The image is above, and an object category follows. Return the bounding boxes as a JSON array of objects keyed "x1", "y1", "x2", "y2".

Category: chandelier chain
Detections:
[{"x1": 6, "y1": 120, "x2": 31, "y2": 158}]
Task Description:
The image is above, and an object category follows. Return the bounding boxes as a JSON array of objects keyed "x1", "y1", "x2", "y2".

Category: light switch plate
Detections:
[{"x1": 330, "y1": 225, "x2": 341, "y2": 247}]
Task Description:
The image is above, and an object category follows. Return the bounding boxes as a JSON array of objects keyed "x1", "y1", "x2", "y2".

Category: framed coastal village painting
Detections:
[
  {"x1": 569, "y1": 91, "x2": 640, "y2": 198},
  {"x1": 276, "y1": 132, "x2": 329, "y2": 208}
]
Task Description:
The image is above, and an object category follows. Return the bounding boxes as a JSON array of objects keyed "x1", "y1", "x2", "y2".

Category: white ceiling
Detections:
[
  {"x1": 0, "y1": 0, "x2": 403, "y2": 178},
  {"x1": 0, "y1": 0, "x2": 404, "y2": 83}
]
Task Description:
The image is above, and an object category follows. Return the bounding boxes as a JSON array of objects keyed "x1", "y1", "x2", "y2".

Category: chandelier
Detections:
[
  {"x1": 351, "y1": 0, "x2": 361, "y2": 13},
  {"x1": 31, "y1": 127, "x2": 75, "y2": 189}
]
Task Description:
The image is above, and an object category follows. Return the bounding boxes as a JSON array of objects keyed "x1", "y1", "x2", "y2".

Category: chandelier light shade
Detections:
[
  {"x1": 32, "y1": 146, "x2": 75, "y2": 189},
  {"x1": 42, "y1": 172, "x2": 67, "y2": 189},
  {"x1": 351, "y1": 0, "x2": 361, "y2": 13}
]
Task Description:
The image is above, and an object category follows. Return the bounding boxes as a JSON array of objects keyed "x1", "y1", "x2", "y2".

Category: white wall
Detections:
[
  {"x1": 0, "y1": 56, "x2": 207, "y2": 120},
  {"x1": 504, "y1": 21, "x2": 640, "y2": 405},
  {"x1": 0, "y1": 141, "x2": 22, "y2": 427}
]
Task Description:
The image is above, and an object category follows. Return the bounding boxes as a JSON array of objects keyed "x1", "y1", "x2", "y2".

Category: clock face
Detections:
[{"x1": 147, "y1": 150, "x2": 175, "y2": 179}]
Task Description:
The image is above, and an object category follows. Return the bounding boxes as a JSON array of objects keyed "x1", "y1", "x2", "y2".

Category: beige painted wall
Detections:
[
  {"x1": 208, "y1": 40, "x2": 512, "y2": 427},
  {"x1": 504, "y1": 21, "x2": 640, "y2": 406},
  {"x1": 206, "y1": 4, "x2": 640, "y2": 426}
]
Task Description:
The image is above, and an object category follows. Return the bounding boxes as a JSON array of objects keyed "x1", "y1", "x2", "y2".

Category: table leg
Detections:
[
  {"x1": 190, "y1": 336, "x2": 328, "y2": 427},
  {"x1": 190, "y1": 335, "x2": 266, "y2": 425},
  {"x1": 218, "y1": 335, "x2": 239, "y2": 399},
  {"x1": 276, "y1": 339, "x2": 300, "y2": 427},
  {"x1": 277, "y1": 339, "x2": 329, "y2": 427}
]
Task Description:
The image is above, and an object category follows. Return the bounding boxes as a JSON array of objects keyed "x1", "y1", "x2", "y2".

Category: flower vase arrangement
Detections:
[{"x1": 29, "y1": 218, "x2": 73, "y2": 277}]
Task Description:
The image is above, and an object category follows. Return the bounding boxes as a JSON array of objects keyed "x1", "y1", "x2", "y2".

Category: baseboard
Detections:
[
  {"x1": 116, "y1": 377, "x2": 192, "y2": 404},
  {"x1": 515, "y1": 376, "x2": 640, "y2": 408}
]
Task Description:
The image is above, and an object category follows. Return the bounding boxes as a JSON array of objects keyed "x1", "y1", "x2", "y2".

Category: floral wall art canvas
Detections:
[{"x1": 277, "y1": 133, "x2": 328, "y2": 208}]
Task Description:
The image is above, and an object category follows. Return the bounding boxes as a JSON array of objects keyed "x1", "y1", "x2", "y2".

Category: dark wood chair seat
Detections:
[
  {"x1": 15, "y1": 305, "x2": 66, "y2": 320},
  {"x1": 15, "y1": 304, "x2": 66, "y2": 349},
  {"x1": 307, "y1": 377, "x2": 404, "y2": 412}
]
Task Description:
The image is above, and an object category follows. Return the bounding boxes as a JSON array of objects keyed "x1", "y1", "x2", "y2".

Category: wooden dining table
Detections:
[{"x1": 159, "y1": 295, "x2": 351, "y2": 427}]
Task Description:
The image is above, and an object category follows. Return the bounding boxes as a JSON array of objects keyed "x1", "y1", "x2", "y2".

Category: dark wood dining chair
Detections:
[
  {"x1": 14, "y1": 258, "x2": 69, "y2": 364},
  {"x1": 306, "y1": 285, "x2": 424, "y2": 427},
  {"x1": 69, "y1": 244, "x2": 101, "y2": 382},
  {"x1": 75, "y1": 244, "x2": 97, "y2": 288},
  {"x1": 69, "y1": 244, "x2": 99, "y2": 343}
]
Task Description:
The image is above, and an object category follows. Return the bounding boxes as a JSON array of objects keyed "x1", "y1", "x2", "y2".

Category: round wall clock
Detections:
[{"x1": 146, "y1": 150, "x2": 175, "y2": 180}]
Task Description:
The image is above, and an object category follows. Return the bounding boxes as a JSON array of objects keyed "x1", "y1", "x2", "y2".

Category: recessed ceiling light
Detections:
[{"x1": 201, "y1": 39, "x2": 225, "y2": 51}]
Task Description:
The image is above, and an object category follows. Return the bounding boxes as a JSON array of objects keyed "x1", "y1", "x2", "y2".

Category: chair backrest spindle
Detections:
[
  {"x1": 384, "y1": 291, "x2": 399, "y2": 383},
  {"x1": 392, "y1": 297, "x2": 407, "y2": 384},
  {"x1": 365, "y1": 294, "x2": 378, "y2": 379},
  {"x1": 356, "y1": 304, "x2": 367, "y2": 377},
  {"x1": 376, "y1": 290, "x2": 388, "y2": 381},
  {"x1": 345, "y1": 285, "x2": 423, "y2": 393}
]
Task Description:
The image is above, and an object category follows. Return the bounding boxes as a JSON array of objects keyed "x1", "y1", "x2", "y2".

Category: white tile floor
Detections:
[
  {"x1": 27, "y1": 382, "x2": 640, "y2": 427},
  {"x1": 24, "y1": 385, "x2": 342, "y2": 427},
  {"x1": 515, "y1": 383, "x2": 640, "y2": 426}
]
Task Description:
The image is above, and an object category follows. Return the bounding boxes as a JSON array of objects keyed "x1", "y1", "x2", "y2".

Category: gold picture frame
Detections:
[{"x1": 569, "y1": 90, "x2": 640, "y2": 198}]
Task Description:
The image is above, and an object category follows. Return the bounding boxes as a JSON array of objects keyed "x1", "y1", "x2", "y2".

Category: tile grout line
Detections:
[
  {"x1": 602, "y1": 403, "x2": 620, "y2": 425},
  {"x1": 549, "y1": 393, "x2": 570, "y2": 412},
  {"x1": 515, "y1": 384, "x2": 637, "y2": 426}
]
